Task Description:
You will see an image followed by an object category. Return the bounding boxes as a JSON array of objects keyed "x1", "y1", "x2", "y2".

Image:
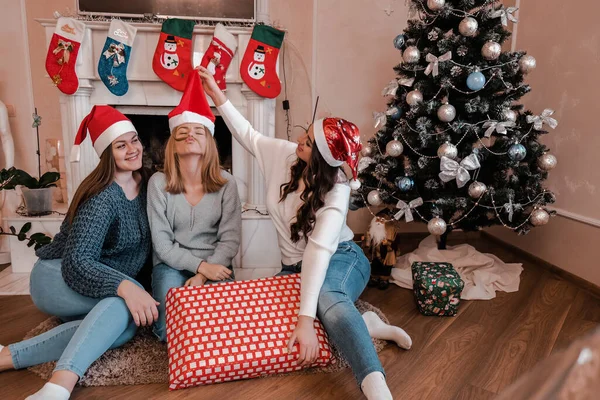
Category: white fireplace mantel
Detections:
[{"x1": 36, "y1": 16, "x2": 282, "y2": 270}]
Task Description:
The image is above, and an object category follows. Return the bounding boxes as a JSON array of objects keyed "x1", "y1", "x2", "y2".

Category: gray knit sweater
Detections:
[
  {"x1": 147, "y1": 171, "x2": 241, "y2": 273},
  {"x1": 35, "y1": 182, "x2": 151, "y2": 298}
]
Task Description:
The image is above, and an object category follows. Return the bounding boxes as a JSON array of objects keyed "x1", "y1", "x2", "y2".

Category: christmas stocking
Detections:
[
  {"x1": 200, "y1": 23, "x2": 237, "y2": 91},
  {"x1": 45, "y1": 17, "x2": 86, "y2": 95},
  {"x1": 240, "y1": 25, "x2": 285, "y2": 98},
  {"x1": 97, "y1": 20, "x2": 137, "y2": 96},
  {"x1": 152, "y1": 19, "x2": 196, "y2": 92}
]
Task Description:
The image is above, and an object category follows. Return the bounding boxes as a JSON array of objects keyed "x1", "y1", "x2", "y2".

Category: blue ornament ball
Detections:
[
  {"x1": 389, "y1": 106, "x2": 402, "y2": 120},
  {"x1": 397, "y1": 176, "x2": 414, "y2": 191},
  {"x1": 508, "y1": 143, "x2": 527, "y2": 161},
  {"x1": 393, "y1": 34, "x2": 406, "y2": 50},
  {"x1": 466, "y1": 71, "x2": 486, "y2": 91}
]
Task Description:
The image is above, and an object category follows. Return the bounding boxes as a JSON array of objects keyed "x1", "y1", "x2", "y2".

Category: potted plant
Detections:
[{"x1": 0, "y1": 167, "x2": 59, "y2": 216}]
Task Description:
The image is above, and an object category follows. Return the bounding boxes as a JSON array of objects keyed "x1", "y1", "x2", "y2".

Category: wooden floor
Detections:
[{"x1": 1, "y1": 235, "x2": 599, "y2": 400}]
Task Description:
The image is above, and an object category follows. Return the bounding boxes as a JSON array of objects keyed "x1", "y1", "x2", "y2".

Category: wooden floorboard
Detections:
[{"x1": 1, "y1": 235, "x2": 600, "y2": 399}]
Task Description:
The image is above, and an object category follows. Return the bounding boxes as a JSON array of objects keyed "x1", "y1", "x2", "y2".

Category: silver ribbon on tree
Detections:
[
  {"x1": 424, "y1": 51, "x2": 452, "y2": 77},
  {"x1": 483, "y1": 120, "x2": 516, "y2": 137},
  {"x1": 502, "y1": 196, "x2": 523, "y2": 222},
  {"x1": 526, "y1": 109, "x2": 558, "y2": 130},
  {"x1": 439, "y1": 154, "x2": 481, "y2": 188},
  {"x1": 490, "y1": 7, "x2": 519, "y2": 26},
  {"x1": 398, "y1": 76, "x2": 415, "y2": 88},
  {"x1": 373, "y1": 112, "x2": 387, "y2": 129},
  {"x1": 394, "y1": 197, "x2": 423, "y2": 222},
  {"x1": 382, "y1": 80, "x2": 399, "y2": 96},
  {"x1": 103, "y1": 43, "x2": 126, "y2": 67},
  {"x1": 358, "y1": 157, "x2": 376, "y2": 172}
]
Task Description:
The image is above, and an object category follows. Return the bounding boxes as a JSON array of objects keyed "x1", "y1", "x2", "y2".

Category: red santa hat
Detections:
[
  {"x1": 168, "y1": 71, "x2": 216, "y2": 135},
  {"x1": 70, "y1": 105, "x2": 137, "y2": 163},
  {"x1": 313, "y1": 117, "x2": 363, "y2": 190}
]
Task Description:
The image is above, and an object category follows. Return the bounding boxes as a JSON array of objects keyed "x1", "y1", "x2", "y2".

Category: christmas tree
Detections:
[{"x1": 353, "y1": 0, "x2": 558, "y2": 249}]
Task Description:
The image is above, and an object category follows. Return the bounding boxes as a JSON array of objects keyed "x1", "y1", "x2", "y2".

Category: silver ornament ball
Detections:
[
  {"x1": 367, "y1": 190, "x2": 383, "y2": 206},
  {"x1": 519, "y1": 55, "x2": 537, "y2": 74},
  {"x1": 530, "y1": 208, "x2": 550, "y2": 226},
  {"x1": 386, "y1": 140, "x2": 404, "y2": 157},
  {"x1": 427, "y1": 0, "x2": 445, "y2": 11},
  {"x1": 361, "y1": 145, "x2": 374, "y2": 157},
  {"x1": 406, "y1": 89, "x2": 424, "y2": 106},
  {"x1": 459, "y1": 17, "x2": 478, "y2": 37},
  {"x1": 437, "y1": 104, "x2": 456, "y2": 122},
  {"x1": 502, "y1": 109, "x2": 518, "y2": 122},
  {"x1": 437, "y1": 142, "x2": 458, "y2": 159},
  {"x1": 428, "y1": 217, "x2": 447, "y2": 235},
  {"x1": 468, "y1": 181, "x2": 487, "y2": 199},
  {"x1": 403, "y1": 46, "x2": 421, "y2": 64},
  {"x1": 482, "y1": 41, "x2": 502, "y2": 60},
  {"x1": 538, "y1": 153, "x2": 557, "y2": 171},
  {"x1": 508, "y1": 143, "x2": 527, "y2": 161}
]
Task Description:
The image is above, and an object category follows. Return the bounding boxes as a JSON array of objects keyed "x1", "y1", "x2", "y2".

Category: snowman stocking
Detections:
[
  {"x1": 200, "y1": 23, "x2": 237, "y2": 91},
  {"x1": 45, "y1": 17, "x2": 86, "y2": 95},
  {"x1": 98, "y1": 20, "x2": 137, "y2": 96},
  {"x1": 152, "y1": 19, "x2": 196, "y2": 92},
  {"x1": 240, "y1": 25, "x2": 285, "y2": 98}
]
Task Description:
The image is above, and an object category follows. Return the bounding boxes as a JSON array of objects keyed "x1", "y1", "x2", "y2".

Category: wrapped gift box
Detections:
[
  {"x1": 412, "y1": 261, "x2": 464, "y2": 316},
  {"x1": 166, "y1": 274, "x2": 332, "y2": 390}
]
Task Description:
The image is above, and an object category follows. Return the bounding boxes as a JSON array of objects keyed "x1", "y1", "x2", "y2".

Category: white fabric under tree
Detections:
[{"x1": 391, "y1": 235, "x2": 523, "y2": 300}]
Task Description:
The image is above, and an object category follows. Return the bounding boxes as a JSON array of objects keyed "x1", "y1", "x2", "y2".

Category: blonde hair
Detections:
[{"x1": 163, "y1": 125, "x2": 226, "y2": 194}]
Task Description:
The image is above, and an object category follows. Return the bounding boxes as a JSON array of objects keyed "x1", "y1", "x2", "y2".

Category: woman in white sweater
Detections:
[{"x1": 198, "y1": 67, "x2": 410, "y2": 399}]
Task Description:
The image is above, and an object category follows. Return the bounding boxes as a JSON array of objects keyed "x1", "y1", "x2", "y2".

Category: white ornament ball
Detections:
[
  {"x1": 349, "y1": 179, "x2": 362, "y2": 190},
  {"x1": 427, "y1": 0, "x2": 445, "y2": 11},
  {"x1": 459, "y1": 17, "x2": 478, "y2": 37},
  {"x1": 361, "y1": 145, "x2": 374, "y2": 157},
  {"x1": 530, "y1": 208, "x2": 550, "y2": 226},
  {"x1": 502, "y1": 109, "x2": 518, "y2": 122},
  {"x1": 403, "y1": 46, "x2": 421, "y2": 64},
  {"x1": 437, "y1": 104, "x2": 456, "y2": 122},
  {"x1": 468, "y1": 181, "x2": 487, "y2": 199},
  {"x1": 428, "y1": 217, "x2": 447, "y2": 235},
  {"x1": 482, "y1": 41, "x2": 502, "y2": 60},
  {"x1": 386, "y1": 140, "x2": 404, "y2": 157},
  {"x1": 519, "y1": 55, "x2": 537, "y2": 74},
  {"x1": 437, "y1": 142, "x2": 458, "y2": 159},
  {"x1": 538, "y1": 153, "x2": 557, "y2": 171},
  {"x1": 367, "y1": 190, "x2": 383, "y2": 206},
  {"x1": 406, "y1": 89, "x2": 424, "y2": 106}
]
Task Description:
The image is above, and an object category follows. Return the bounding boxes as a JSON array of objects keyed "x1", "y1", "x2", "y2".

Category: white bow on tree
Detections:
[
  {"x1": 394, "y1": 197, "x2": 423, "y2": 222},
  {"x1": 483, "y1": 120, "x2": 516, "y2": 137},
  {"x1": 526, "y1": 109, "x2": 558, "y2": 130},
  {"x1": 490, "y1": 7, "x2": 519, "y2": 26},
  {"x1": 398, "y1": 76, "x2": 415, "y2": 87},
  {"x1": 358, "y1": 157, "x2": 375, "y2": 172},
  {"x1": 425, "y1": 52, "x2": 452, "y2": 77},
  {"x1": 439, "y1": 154, "x2": 481, "y2": 188},
  {"x1": 382, "y1": 80, "x2": 399, "y2": 96}
]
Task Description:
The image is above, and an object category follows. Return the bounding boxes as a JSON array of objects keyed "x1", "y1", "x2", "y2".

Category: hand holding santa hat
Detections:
[
  {"x1": 313, "y1": 117, "x2": 363, "y2": 190},
  {"x1": 168, "y1": 70, "x2": 216, "y2": 134}
]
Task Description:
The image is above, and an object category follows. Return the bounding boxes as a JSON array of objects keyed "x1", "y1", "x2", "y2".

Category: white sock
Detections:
[
  {"x1": 362, "y1": 311, "x2": 412, "y2": 350},
  {"x1": 25, "y1": 382, "x2": 71, "y2": 400},
  {"x1": 361, "y1": 371, "x2": 393, "y2": 400}
]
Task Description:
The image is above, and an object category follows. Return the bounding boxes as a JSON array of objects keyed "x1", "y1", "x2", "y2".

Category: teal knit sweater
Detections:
[{"x1": 36, "y1": 182, "x2": 151, "y2": 298}]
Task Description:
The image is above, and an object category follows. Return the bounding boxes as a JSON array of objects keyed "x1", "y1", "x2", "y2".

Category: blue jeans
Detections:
[
  {"x1": 279, "y1": 241, "x2": 384, "y2": 386},
  {"x1": 8, "y1": 258, "x2": 138, "y2": 377},
  {"x1": 151, "y1": 263, "x2": 235, "y2": 342}
]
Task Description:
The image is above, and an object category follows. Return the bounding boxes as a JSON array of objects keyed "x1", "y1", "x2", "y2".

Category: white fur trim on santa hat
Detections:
[
  {"x1": 70, "y1": 144, "x2": 81, "y2": 163},
  {"x1": 313, "y1": 118, "x2": 343, "y2": 167},
  {"x1": 169, "y1": 111, "x2": 215, "y2": 135},
  {"x1": 93, "y1": 120, "x2": 137, "y2": 157}
]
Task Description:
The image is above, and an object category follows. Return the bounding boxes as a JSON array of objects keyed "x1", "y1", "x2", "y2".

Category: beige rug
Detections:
[{"x1": 25, "y1": 300, "x2": 390, "y2": 387}]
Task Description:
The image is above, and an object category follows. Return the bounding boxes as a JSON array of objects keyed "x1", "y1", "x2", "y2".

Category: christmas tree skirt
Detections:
[
  {"x1": 391, "y1": 235, "x2": 523, "y2": 300},
  {"x1": 24, "y1": 300, "x2": 389, "y2": 386}
]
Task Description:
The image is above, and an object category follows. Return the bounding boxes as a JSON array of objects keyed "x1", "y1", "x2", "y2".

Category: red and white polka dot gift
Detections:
[{"x1": 165, "y1": 274, "x2": 333, "y2": 390}]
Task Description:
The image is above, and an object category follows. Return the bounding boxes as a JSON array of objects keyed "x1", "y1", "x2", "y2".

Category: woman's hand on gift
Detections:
[
  {"x1": 185, "y1": 273, "x2": 208, "y2": 287},
  {"x1": 117, "y1": 280, "x2": 160, "y2": 327},
  {"x1": 197, "y1": 66, "x2": 227, "y2": 106},
  {"x1": 288, "y1": 315, "x2": 319, "y2": 367},
  {"x1": 197, "y1": 262, "x2": 232, "y2": 281}
]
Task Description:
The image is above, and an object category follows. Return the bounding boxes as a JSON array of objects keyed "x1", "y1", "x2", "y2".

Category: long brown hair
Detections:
[
  {"x1": 66, "y1": 146, "x2": 149, "y2": 224},
  {"x1": 163, "y1": 125, "x2": 226, "y2": 194},
  {"x1": 280, "y1": 144, "x2": 340, "y2": 243}
]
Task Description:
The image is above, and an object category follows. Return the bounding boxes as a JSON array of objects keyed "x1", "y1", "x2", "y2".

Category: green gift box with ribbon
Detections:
[{"x1": 412, "y1": 261, "x2": 464, "y2": 316}]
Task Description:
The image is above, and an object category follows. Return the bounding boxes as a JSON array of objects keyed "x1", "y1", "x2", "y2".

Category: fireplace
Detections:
[{"x1": 37, "y1": 16, "x2": 282, "y2": 271}]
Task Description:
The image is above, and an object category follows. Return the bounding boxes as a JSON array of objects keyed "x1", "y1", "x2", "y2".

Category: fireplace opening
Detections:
[{"x1": 125, "y1": 114, "x2": 233, "y2": 174}]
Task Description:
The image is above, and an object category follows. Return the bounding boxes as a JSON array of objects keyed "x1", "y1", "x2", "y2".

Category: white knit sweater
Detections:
[{"x1": 217, "y1": 101, "x2": 354, "y2": 318}]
